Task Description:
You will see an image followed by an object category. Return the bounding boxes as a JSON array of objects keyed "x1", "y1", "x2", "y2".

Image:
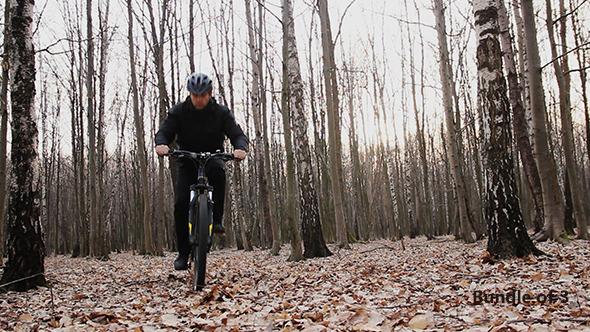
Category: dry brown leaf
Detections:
[
  {"x1": 482, "y1": 251, "x2": 496, "y2": 264},
  {"x1": 17, "y1": 314, "x2": 33, "y2": 323},
  {"x1": 303, "y1": 312, "x2": 324, "y2": 322},
  {"x1": 89, "y1": 312, "x2": 118, "y2": 324},
  {"x1": 408, "y1": 314, "x2": 432, "y2": 329}
]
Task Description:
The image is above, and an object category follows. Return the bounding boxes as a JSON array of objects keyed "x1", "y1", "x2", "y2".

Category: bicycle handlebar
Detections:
[{"x1": 165, "y1": 149, "x2": 238, "y2": 162}]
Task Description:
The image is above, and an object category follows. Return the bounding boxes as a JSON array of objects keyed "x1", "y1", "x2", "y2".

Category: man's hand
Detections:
[
  {"x1": 233, "y1": 149, "x2": 247, "y2": 160},
  {"x1": 156, "y1": 145, "x2": 170, "y2": 156}
]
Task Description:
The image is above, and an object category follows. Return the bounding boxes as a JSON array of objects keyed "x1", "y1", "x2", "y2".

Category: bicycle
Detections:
[{"x1": 165, "y1": 149, "x2": 237, "y2": 291}]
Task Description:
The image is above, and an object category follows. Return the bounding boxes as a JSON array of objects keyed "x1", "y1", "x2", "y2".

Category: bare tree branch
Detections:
[
  {"x1": 541, "y1": 40, "x2": 590, "y2": 71},
  {"x1": 333, "y1": 0, "x2": 359, "y2": 45}
]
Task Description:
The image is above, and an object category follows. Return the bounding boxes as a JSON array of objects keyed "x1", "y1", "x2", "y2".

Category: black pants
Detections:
[{"x1": 174, "y1": 160, "x2": 225, "y2": 255}]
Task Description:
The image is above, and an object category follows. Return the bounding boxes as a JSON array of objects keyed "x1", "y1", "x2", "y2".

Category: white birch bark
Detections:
[
  {"x1": 284, "y1": 0, "x2": 331, "y2": 258},
  {"x1": 0, "y1": 0, "x2": 47, "y2": 290},
  {"x1": 474, "y1": 0, "x2": 542, "y2": 258}
]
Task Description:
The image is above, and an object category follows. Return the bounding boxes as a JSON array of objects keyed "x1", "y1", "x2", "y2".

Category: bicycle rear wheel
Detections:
[{"x1": 194, "y1": 193, "x2": 210, "y2": 291}]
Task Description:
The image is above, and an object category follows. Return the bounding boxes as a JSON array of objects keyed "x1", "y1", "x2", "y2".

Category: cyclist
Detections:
[{"x1": 155, "y1": 73, "x2": 248, "y2": 270}]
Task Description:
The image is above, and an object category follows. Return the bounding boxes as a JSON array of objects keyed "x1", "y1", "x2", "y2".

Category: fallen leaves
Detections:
[
  {"x1": 88, "y1": 311, "x2": 119, "y2": 324},
  {"x1": 17, "y1": 313, "x2": 33, "y2": 323},
  {"x1": 160, "y1": 313, "x2": 179, "y2": 327},
  {"x1": 408, "y1": 313, "x2": 432, "y2": 329},
  {"x1": 1, "y1": 237, "x2": 589, "y2": 331}
]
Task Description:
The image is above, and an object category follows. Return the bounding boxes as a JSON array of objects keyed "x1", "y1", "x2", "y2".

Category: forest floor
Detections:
[{"x1": 1, "y1": 236, "x2": 589, "y2": 331}]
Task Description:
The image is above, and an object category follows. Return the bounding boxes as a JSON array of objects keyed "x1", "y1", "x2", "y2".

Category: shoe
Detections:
[
  {"x1": 212, "y1": 223, "x2": 226, "y2": 235},
  {"x1": 174, "y1": 253, "x2": 188, "y2": 270}
]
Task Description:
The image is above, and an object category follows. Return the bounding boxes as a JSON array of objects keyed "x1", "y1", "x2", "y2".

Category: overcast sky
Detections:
[{"x1": 29, "y1": 0, "x2": 589, "y2": 155}]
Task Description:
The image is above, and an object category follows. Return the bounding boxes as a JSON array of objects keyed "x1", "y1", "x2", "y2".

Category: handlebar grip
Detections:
[{"x1": 219, "y1": 153, "x2": 236, "y2": 161}]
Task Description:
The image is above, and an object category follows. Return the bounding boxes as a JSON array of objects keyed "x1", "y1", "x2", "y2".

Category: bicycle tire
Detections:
[
  {"x1": 189, "y1": 189, "x2": 198, "y2": 289},
  {"x1": 188, "y1": 189, "x2": 197, "y2": 244},
  {"x1": 194, "y1": 193, "x2": 209, "y2": 291}
]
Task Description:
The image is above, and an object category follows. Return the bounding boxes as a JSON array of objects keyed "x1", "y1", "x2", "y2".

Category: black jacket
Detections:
[{"x1": 155, "y1": 97, "x2": 249, "y2": 152}]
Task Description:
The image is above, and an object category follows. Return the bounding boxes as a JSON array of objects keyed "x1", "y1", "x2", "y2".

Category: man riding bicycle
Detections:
[{"x1": 155, "y1": 73, "x2": 248, "y2": 270}]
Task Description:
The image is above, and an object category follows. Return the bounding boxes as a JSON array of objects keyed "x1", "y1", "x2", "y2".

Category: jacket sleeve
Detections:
[
  {"x1": 222, "y1": 108, "x2": 249, "y2": 152},
  {"x1": 155, "y1": 108, "x2": 180, "y2": 146}
]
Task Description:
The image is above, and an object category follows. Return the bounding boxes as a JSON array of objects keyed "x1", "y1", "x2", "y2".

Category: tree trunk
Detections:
[
  {"x1": 284, "y1": 0, "x2": 331, "y2": 258},
  {"x1": 343, "y1": 61, "x2": 369, "y2": 241},
  {"x1": 128, "y1": 0, "x2": 156, "y2": 255},
  {"x1": 0, "y1": 0, "x2": 47, "y2": 290},
  {"x1": 434, "y1": 0, "x2": 477, "y2": 243},
  {"x1": 281, "y1": 0, "x2": 303, "y2": 262},
  {"x1": 86, "y1": 0, "x2": 102, "y2": 258},
  {"x1": 545, "y1": 0, "x2": 588, "y2": 239},
  {"x1": 262, "y1": 67, "x2": 280, "y2": 253},
  {"x1": 256, "y1": 0, "x2": 279, "y2": 253},
  {"x1": 67, "y1": 24, "x2": 86, "y2": 257},
  {"x1": 496, "y1": 0, "x2": 544, "y2": 233},
  {"x1": 54, "y1": 143, "x2": 62, "y2": 253},
  {"x1": 473, "y1": 0, "x2": 543, "y2": 258},
  {"x1": 520, "y1": 0, "x2": 567, "y2": 242},
  {"x1": 96, "y1": 0, "x2": 110, "y2": 257},
  {"x1": 308, "y1": 15, "x2": 335, "y2": 242},
  {"x1": 77, "y1": 22, "x2": 88, "y2": 256},
  {"x1": 404, "y1": 1, "x2": 433, "y2": 238},
  {"x1": 0, "y1": 0, "x2": 11, "y2": 267},
  {"x1": 245, "y1": 0, "x2": 276, "y2": 252},
  {"x1": 521, "y1": 0, "x2": 565, "y2": 242},
  {"x1": 569, "y1": 0, "x2": 590, "y2": 208},
  {"x1": 146, "y1": 0, "x2": 168, "y2": 254},
  {"x1": 317, "y1": 0, "x2": 348, "y2": 248},
  {"x1": 189, "y1": 0, "x2": 194, "y2": 73}
]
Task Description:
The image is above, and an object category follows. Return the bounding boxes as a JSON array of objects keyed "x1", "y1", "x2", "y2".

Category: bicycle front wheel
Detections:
[{"x1": 194, "y1": 193, "x2": 210, "y2": 291}]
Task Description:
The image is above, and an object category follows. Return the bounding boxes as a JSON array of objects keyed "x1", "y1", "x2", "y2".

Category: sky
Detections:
[{"x1": 15, "y1": 0, "x2": 590, "y2": 158}]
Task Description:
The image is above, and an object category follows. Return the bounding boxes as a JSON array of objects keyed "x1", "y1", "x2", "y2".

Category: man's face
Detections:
[{"x1": 190, "y1": 91, "x2": 212, "y2": 110}]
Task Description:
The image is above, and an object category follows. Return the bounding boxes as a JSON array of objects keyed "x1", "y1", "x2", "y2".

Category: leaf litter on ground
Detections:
[{"x1": 1, "y1": 236, "x2": 589, "y2": 331}]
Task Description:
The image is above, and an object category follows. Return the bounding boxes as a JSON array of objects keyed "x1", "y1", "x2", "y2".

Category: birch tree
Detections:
[
  {"x1": 495, "y1": 0, "x2": 545, "y2": 232},
  {"x1": 96, "y1": 0, "x2": 111, "y2": 257},
  {"x1": 307, "y1": 10, "x2": 335, "y2": 242},
  {"x1": 520, "y1": 0, "x2": 567, "y2": 242},
  {"x1": 284, "y1": 0, "x2": 331, "y2": 258},
  {"x1": 317, "y1": 0, "x2": 348, "y2": 248},
  {"x1": 545, "y1": 0, "x2": 588, "y2": 239},
  {"x1": 0, "y1": 0, "x2": 47, "y2": 290},
  {"x1": 342, "y1": 59, "x2": 369, "y2": 240},
  {"x1": 281, "y1": 0, "x2": 303, "y2": 261},
  {"x1": 473, "y1": 0, "x2": 543, "y2": 258},
  {"x1": 245, "y1": 0, "x2": 278, "y2": 253},
  {"x1": 434, "y1": 0, "x2": 477, "y2": 243},
  {"x1": 405, "y1": 0, "x2": 433, "y2": 238}
]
